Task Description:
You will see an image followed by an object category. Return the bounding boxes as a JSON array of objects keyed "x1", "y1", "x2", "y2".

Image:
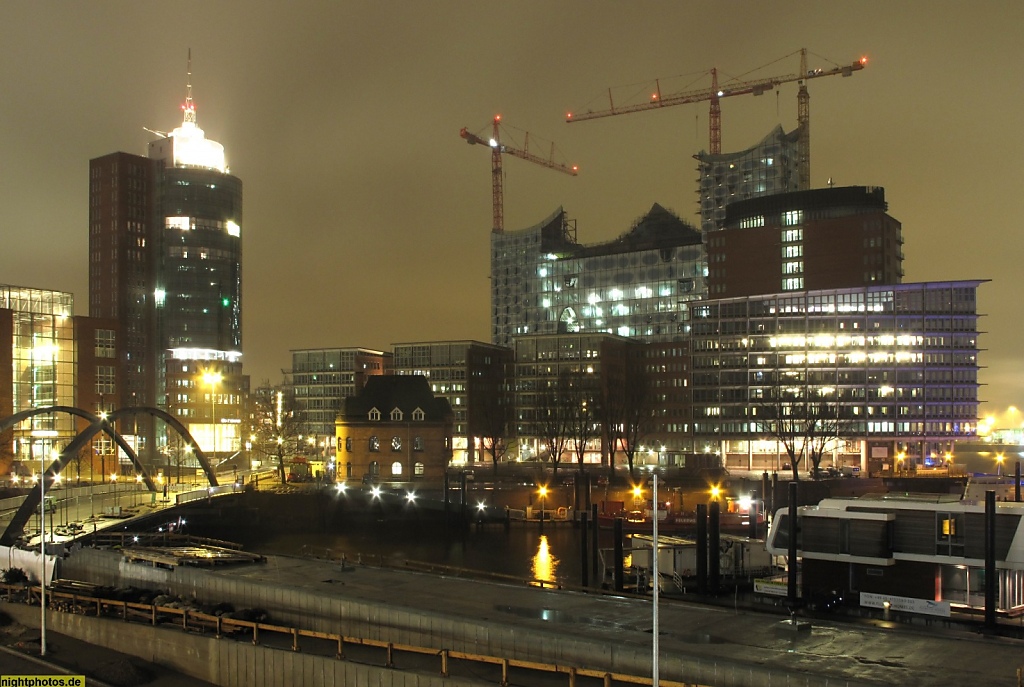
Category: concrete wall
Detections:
[
  {"x1": 58, "y1": 549, "x2": 641, "y2": 676},
  {"x1": 4, "y1": 603, "x2": 482, "y2": 687}
]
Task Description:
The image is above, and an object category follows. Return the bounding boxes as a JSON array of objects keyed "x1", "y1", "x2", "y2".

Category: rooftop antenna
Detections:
[{"x1": 183, "y1": 48, "x2": 196, "y2": 125}]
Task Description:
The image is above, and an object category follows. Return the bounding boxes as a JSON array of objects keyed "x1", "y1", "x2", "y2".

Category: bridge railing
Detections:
[{"x1": 1, "y1": 581, "x2": 697, "y2": 687}]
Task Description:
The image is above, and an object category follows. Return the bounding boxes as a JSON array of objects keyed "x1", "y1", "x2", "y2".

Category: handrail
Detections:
[{"x1": 1, "y1": 582, "x2": 699, "y2": 687}]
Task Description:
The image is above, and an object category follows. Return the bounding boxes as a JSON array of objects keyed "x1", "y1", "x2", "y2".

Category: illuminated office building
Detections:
[
  {"x1": 0, "y1": 285, "x2": 121, "y2": 477},
  {"x1": 89, "y1": 60, "x2": 242, "y2": 462},
  {"x1": 287, "y1": 347, "x2": 390, "y2": 454},
  {"x1": 690, "y1": 281, "x2": 983, "y2": 473}
]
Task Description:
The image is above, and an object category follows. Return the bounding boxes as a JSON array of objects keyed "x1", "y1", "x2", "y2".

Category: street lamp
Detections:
[
  {"x1": 110, "y1": 473, "x2": 118, "y2": 511},
  {"x1": 996, "y1": 453, "x2": 1005, "y2": 476},
  {"x1": 202, "y1": 371, "x2": 222, "y2": 459}
]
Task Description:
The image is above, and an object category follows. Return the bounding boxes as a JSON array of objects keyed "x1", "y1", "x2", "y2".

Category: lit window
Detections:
[
  {"x1": 391, "y1": 461, "x2": 403, "y2": 476},
  {"x1": 413, "y1": 462, "x2": 425, "y2": 477},
  {"x1": 783, "y1": 210, "x2": 803, "y2": 226},
  {"x1": 369, "y1": 436, "x2": 379, "y2": 452}
]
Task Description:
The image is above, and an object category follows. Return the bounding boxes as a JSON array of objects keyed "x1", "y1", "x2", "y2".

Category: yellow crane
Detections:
[
  {"x1": 566, "y1": 49, "x2": 867, "y2": 188},
  {"x1": 461, "y1": 115, "x2": 578, "y2": 234}
]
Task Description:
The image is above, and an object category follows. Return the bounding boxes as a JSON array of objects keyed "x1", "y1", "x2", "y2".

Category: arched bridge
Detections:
[{"x1": 0, "y1": 406, "x2": 217, "y2": 545}]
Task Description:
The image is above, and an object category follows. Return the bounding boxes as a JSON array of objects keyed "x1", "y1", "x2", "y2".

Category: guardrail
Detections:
[{"x1": 1, "y1": 582, "x2": 699, "y2": 687}]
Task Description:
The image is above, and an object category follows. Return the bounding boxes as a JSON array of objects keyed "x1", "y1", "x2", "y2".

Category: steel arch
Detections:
[{"x1": 0, "y1": 405, "x2": 217, "y2": 545}]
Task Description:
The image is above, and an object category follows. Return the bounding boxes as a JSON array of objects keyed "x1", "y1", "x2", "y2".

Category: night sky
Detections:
[{"x1": 1, "y1": 2, "x2": 1021, "y2": 419}]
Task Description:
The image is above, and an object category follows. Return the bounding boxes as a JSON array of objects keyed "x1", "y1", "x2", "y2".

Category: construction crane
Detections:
[
  {"x1": 460, "y1": 115, "x2": 578, "y2": 233},
  {"x1": 566, "y1": 49, "x2": 867, "y2": 188}
]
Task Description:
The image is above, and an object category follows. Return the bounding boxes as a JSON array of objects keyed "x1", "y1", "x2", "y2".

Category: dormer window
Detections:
[
  {"x1": 369, "y1": 408, "x2": 381, "y2": 421},
  {"x1": 391, "y1": 408, "x2": 403, "y2": 421},
  {"x1": 412, "y1": 407, "x2": 425, "y2": 421}
]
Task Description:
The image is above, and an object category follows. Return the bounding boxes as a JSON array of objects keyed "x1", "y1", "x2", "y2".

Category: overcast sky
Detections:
[{"x1": 1, "y1": 2, "x2": 1021, "y2": 419}]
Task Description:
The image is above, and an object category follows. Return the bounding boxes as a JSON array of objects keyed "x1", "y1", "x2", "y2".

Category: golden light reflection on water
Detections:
[{"x1": 532, "y1": 535, "x2": 559, "y2": 583}]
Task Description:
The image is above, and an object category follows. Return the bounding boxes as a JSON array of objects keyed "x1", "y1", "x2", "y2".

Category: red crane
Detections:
[
  {"x1": 461, "y1": 115, "x2": 578, "y2": 234},
  {"x1": 566, "y1": 49, "x2": 866, "y2": 188}
]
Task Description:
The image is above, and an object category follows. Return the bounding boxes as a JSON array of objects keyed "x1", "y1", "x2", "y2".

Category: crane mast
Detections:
[
  {"x1": 460, "y1": 115, "x2": 578, "y2": 233},
  {"x1": 566, "y1": 49, "x2": 866, "y2": 186}
]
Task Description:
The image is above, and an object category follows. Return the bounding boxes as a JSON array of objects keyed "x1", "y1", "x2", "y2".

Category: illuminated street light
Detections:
[
  {"x1": 202, "y1": 370, "x2": 223, "y2": 457},
  {"x1": 538, "y1": 485, "x2": 548, "y2": 523}
]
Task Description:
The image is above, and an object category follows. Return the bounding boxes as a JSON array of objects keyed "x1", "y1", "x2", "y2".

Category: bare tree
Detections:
[
  {"x1": 754, "y1": 389, "x2": 839, "y2": 481},
  {"x1": 805, "y1": 399, "x2": 841, "y2": 477},
  {"x1": 472, "y1": 379, "x2": 514, "y2": 478},
  {"x1": 535, "y1": 371, "x2": 572, "y2": 478},
  {"x1": 564, "y1": 368, "x2": 601, "y2": 474},
  {"x1": 249, "y1": 386, "x2": 305, "y2": 485},
  {"x1": 602, "y1": 353, "x2": 654, "y2": 480}
]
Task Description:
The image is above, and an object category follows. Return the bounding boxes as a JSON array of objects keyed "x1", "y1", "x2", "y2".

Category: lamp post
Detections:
[
  {"x1": 202, "y1": 371, "x2": 222, "y2": 461},
  {"x1": 39, "y1": 448, "x2": 47, "y2": 656},
  {"x1": 538, "y1": 485, "x2": 548, "y2": 528},
  {"x1": 111, "y1": 473, "x2": 118, "y2": 512}
]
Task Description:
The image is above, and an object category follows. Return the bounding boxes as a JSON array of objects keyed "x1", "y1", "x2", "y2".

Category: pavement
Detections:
[{"x1": 201, "y1": 551, "x2": 1024, "y2": 687}]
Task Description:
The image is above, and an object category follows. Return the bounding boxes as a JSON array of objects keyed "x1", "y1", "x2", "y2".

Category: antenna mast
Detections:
[{"x1": 183, "y1": 48, "x2": 196, "y2": 125}]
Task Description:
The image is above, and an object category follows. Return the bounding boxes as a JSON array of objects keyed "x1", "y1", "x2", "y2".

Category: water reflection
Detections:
[{"x1": 532, "y1": 535, "x2": 559, "y2": 583}]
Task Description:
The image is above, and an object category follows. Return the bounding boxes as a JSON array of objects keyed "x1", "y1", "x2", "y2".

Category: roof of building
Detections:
[
  {"x1": 724, "y1": 185, "x2": 888, "y2": 226},
  {"x1": 540, "y1": 203, "x2": 701, "y2": 258},
  {"x1": 341, "y1": 375, "x2": 453, "y2": 422},
  {"x1": 695, "y1": 124, "x2": 799, "y2": 163}
]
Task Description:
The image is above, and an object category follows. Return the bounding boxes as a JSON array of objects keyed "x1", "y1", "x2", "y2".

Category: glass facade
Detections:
[
  {"x1": 697, "y1": 125, "x2": 803, "y2": 235},
  {"x1": 492, "y1": 205, "x2": 706, "y2": 349},
  {"x1": 689, "y1": 282, "x2": 982, "y2": 459},
  {"x1": 1, "y1": 286, "x2": 76, "y2": 463}
]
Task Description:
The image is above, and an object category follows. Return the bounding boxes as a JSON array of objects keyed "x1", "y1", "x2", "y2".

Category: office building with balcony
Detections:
[{"x1": 689, "y1": 281, "x2": 983, "y2": 474}]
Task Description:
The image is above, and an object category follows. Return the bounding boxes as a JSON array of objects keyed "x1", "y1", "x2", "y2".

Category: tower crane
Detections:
[
  {"x1": 460, "y1": 115, "x2": 578, "y2": 234},
  {"x1": 566, "y1": 49, "x2": 866, "y2": 188}
]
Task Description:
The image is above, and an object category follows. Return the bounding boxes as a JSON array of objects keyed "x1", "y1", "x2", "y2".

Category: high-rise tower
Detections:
[{"x1": 89, "y1": 54, "x2": 242, "y2": 465}]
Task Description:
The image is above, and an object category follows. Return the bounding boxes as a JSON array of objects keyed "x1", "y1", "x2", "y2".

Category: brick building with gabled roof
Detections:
[{"x1": 335, "y1": 375, "x2": 453, "y2": 483}]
